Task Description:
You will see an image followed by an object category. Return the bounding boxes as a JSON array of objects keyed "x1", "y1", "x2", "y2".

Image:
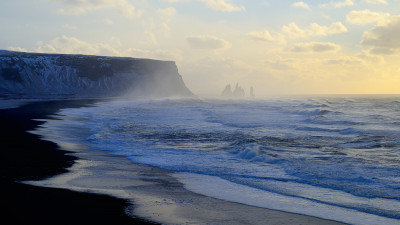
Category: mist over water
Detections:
[{"x1": 55, "y1": 96, "x2": 400, "y2": 224}]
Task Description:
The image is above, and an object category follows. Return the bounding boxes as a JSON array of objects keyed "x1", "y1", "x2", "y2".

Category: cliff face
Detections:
[{"x1": 0, "y1": 50, "x2": 194, "y2": 98}]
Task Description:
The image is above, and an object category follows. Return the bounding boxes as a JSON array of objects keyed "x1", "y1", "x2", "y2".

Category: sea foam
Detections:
[{"x1": 51, "y1": 97, "x2": 400, "y2": 224}]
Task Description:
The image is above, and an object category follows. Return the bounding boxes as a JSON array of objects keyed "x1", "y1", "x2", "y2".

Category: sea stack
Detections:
[
  {"x1": 250, "y1": 86, "x2": 255, "y2": 98},
  {"x1": 221, "y1": 83, "x2": 245, "y2": 98}
]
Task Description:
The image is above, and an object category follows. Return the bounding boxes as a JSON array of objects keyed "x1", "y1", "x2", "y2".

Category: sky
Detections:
[{"x1": 1, "y1": 0, "x2": 400, "y2": 95}]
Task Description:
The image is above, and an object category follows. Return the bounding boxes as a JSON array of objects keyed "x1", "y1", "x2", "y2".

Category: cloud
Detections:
[
  {"x1": 202, "y1": 0, "x2": 245, "y2": 11},
  {"x1": 265, "y1": 58, "x2": 295, "y2": 70},
  {"x1": 157, "y1": 7, "x2": 177, "y2": 17},
  {"x1": 56, "y1": 7, "x2": 86, "y2": 15},
  {"x1": 282, "y1": 22, "x2": 347, "y2": 39},
  {"x1": 247, "y1": 30, "x2": 286, "y2": 44},
  {"x1": 159, "y1": 23, "x2": 172, "y2": 36},
  {"x1": 54, "y1": 0, "x2": 143, "y2": 17},
  {"x1": 357, "y1": 50, "x2": 384, "y2": 63},
  {"x1": 290, "y1": 42, "x2": 341, "y2": 53},
  {"x1": 110, "y1": 36, "x2": 122, "y2": 46},
  {"x1": 346, "y1": 10, "x2": 390, "y2": 25},
  {"x1": 291, "y1": 2, "x2": 310, "y2": 10},
  {"x1": 145, "y1": 31, "x2": 158, "y2": 44},
  {"x1": 156, "y1": 7, "x2": 177, "y2": 36},
  {"x1": 361, "y1": 16, "x2": 400, "y2": 55},
  {"x1": 7, "y1": 46, "x2": 29, "y2": 52},
  {"x1": 362, "y1": 0, "x2": 387, "y2": 4},
  {"x1": 13, "y1": 36, "x2": 183, "y2": 61},
  {"x1": 162, "y1": 0, "x2": 245, "y2": 12},
  {"x1": 324, "y1": 57, "x2": 362, "y2": 65},
  {"x1": 118, "y1": 3, "x2": 142, "y2": 18},
  {"x1": 262, "y1": 2, "x2": 270, "y2": 7},
  {"x1": 313, "y1": 22, "x2": 348, "y2": 35},
  {"x1": 62, "y1": 24, "x2": 78, "y2": 29},
  {"x1": 34, "y1": 35, "x2": 121, "y2": 56},
  {"x1": 320, "y1": 0, "x2": 354, "y2": 8},
  {"x1": 103, "y1": 18, "x2": 114, "y2": 25},
  {"x1": 248, "y1": 30, "x2": 274, "y2": 41},
  {"x1": 125, "y1": 48, "x2": 183, "y2": 61},
  {"x1": 186, "y1": 35, "x2": 231, "y2": 49}
]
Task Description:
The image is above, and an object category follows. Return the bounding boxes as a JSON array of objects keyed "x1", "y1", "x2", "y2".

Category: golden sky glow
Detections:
[{"x1": 1, "y1": 0, "x2": 400, "y2": 95}]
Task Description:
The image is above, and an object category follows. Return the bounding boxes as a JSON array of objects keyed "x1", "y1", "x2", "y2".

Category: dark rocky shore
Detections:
[{"x1": 0, "y1": 99, "x2": 156, "y2": 225}]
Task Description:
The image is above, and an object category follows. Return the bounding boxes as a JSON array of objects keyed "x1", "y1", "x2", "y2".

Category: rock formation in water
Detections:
[
  {"x1": 233, "y1": 83, "x2": 245, "y2": 98},
  {"x1": 0, "y1": 50, "x2": 194, "y2": 98},
  {"x1": 221, "y1": 83, "x2": 245, "y2": 98},
  {"x1": 249, "y1": 86, "x2": 255, "y2": 98},
  {"x1": 221, "y1": 84, "x2": 233, "y2": 98}
]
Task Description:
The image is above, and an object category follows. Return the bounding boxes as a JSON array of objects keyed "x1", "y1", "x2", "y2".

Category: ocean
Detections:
[{"x1": 42, "y1": 96, "x2": 400, "y2": 224}]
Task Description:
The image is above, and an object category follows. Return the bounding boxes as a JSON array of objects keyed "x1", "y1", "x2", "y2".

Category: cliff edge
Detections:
[{"x1": 0, "y1": 50, "x2": 194, "y2": 98}]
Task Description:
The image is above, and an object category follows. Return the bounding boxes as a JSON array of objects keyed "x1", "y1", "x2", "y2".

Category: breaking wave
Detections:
[{"x1": 55, "y1": 96, "x2": 400, "y2": 224}]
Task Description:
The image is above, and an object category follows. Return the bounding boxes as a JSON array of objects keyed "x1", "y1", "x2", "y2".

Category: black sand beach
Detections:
[{"x1": 0, "y1": 99, "x2": 154, "y2": 225}]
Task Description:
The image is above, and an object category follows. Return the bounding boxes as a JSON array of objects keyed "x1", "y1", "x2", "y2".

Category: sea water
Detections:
[{"x1": 54, "y1": 96, "x2": 400, "y2": 224}]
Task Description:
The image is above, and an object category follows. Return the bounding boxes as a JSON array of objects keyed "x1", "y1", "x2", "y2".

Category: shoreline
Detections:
[
  {"x1": 17, "y1": 99, "x2": 345, "y2": 225},
  {"x1": 0, "y1": 99, "x2": 155, "y2": 225}
]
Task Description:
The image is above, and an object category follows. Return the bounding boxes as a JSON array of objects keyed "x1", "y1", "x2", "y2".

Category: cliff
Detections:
[{"x1": 0, "y1": 50, "x2": 194, "y2": 98}]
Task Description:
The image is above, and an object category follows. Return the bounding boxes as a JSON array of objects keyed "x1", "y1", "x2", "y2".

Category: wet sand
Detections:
[{"x1": 25, "y1": 141, "x2": 345, "y2": 225}]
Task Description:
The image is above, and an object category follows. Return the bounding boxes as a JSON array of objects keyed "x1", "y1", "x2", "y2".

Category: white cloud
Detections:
[
  {"x1": 29, "y1": 35, "x2": 182, "y2": 61},
  {"x1": 159, "y1": 23, "x2": 172, "y2": 36},
  {"x1": 55, "y1": 0, "x2": 127, "y2": 10},
  {"x1": 110, "y1": 36, "x2": 122, "y2": 46},
  {"x1": 312, "y1": 22, "x2": 348, "y2": 35},
  {"x1": 321, "y1": 0, "x2": 354, "y2": 8},
  {"x1": 54, "y1": 0, "x2": 142, "y2": 17},
  {"x1": 265, "y1": 58, "x2": 295, "y2": 70},
  {"x1": 346, "y1": 10, "x2": 390, "y2": 25},
  {"x1": 34, "y1": 35, "x2": 121, "y2": 56},
  {"x1": 357, "y1": 50, "x2": 384, "y2": 63},
  {"x1": 57, "y1": 7, "x2": 86, "y2": 15},
  {"x1": 362, "y1": 0, "x2": 387, "y2": 4},
  {"x1": 118, "y1": 3, "x2": 143, "y2": 18},
  {"x1": 155, "y1": 7, "x2": 177, "y2": 37},
  {"x1": 281, "y1": 23, "x2": 306, "y2": 38},
  {"x1": 282, "y1": 22, "x2": 347, "y2": 39},
  {"x1": 126, "y1": 48, "x2": 183, "y2": 61},
  {"x1": 103, "y1": 18, "x2": 114, "y2": 25},
  {"x1": 291, "y1": 2, "x2": 310, "y2": 10},
  {"x1": 162, "y1": 0, "x2": 245, "y2": 12},
  {"x1": 62, "y1": 24, "x2": 78, "y2": 30},
  {"x1": 186, "y1": 35, "x2": 231, "y2": 49},
  {"x1": 201, "y1": 0, "x2": 245, "y2": 11},
  {"x1": 290, "y1": 42, "x2": 341, "y2": 53},
  {"x1": 248, "y1": 30, "x2": 274, "y2": 41},
  {"x1": 324, "y1": 57, "x2": 362, "y2": 65},
  {"x1": 361, "y1": 16, "x2": 400, "y2": 55},
  {"x1": 157, "y1": 7, "x2": 177, "y2": 17},
  {"x1": 7, "y1": 46, "x2": 29, "y2": 52},
  {"x1": 162, "y1": 0, "x2": 191, "y2": 2},
  {"x1": 145, "y1": 31, "x2": 158, "y2": 45},
  {"x1": 262, "y1": 2, "x2": 270, "y2": 7},
  {"x1": 247, "y1": 30, "x2": 285, "y2": 44}
]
